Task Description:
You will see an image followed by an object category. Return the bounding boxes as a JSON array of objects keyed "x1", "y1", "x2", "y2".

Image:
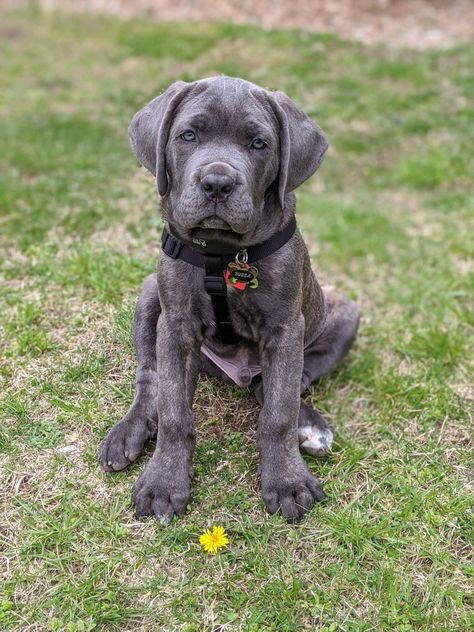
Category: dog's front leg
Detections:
[
  {"x1": 132, "y1": 313, "x2": 199, "y2": 524},
  {"x1": 259, "y1": 316, "x2": 324, "y2": 521}
]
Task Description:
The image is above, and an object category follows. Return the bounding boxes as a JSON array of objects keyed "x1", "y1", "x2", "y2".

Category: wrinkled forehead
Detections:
[{"x1": 173, "y1": 80, "x2": 278, "y2": 136}]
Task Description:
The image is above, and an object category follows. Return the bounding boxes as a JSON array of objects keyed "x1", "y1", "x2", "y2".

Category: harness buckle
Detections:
[
  {"x1": 204, "y1": 274, "x2": 226, "y2": 295},
  {"x1": 161, "y1": 232, "x2": 183, "y2": 259}
]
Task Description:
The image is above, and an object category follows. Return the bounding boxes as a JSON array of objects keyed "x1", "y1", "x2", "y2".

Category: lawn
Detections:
[{"x1": 0, "y1": 8, "x2": 472, "y2": 631}]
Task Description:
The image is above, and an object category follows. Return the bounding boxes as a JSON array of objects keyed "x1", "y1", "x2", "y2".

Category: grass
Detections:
[{"x1": 0, "y1": 8, "x2": 473, "y2": 631}]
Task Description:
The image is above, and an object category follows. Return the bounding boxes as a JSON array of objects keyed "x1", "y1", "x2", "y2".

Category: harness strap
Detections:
[
  {"x1": 160, "y1": 217, "x2": 297, "y2": 345},
  {"x1": 161, "y1": 216, "x2": 296, "y2": 268},
  {"x1": 203, "y1": 255, "x2": 241, "y2": 345}
]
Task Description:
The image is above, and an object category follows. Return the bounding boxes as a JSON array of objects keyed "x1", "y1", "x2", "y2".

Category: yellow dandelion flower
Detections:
[{"x1": 199, "y1": 525, "x2": 229, "y2": 555}]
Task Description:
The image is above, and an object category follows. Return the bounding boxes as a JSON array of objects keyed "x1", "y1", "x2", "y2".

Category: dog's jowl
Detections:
[{"x1": 99, "y1": 76, "x2": 360, "y2": 523}]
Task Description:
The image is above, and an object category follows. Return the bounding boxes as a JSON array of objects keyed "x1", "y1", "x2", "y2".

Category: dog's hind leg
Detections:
[
  {"x1": 302, "y1": 287, "x2": 360, "y2": 391},
  {"x1": 298, "y1": 287, "x2": 360, "y2": 455},
  {"x1": 100, "y1": 274, "x2": 160, "y2": 471}
]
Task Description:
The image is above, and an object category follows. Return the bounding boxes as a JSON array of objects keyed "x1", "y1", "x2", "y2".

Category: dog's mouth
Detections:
[
  {"x1": 196, "y1": 217, "x2": 232, "y2": 230},
  {"x1": 191, "y1": 215, "x2": 249, "y2": 240}
]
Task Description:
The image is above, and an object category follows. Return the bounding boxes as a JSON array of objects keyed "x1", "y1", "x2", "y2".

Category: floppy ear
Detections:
[
  {"x1": 128, "y1": 80, "x2": 195, "y2": 196},
  {"x1": 268, "y1": 91, "x2": 328, "y2": 208}
]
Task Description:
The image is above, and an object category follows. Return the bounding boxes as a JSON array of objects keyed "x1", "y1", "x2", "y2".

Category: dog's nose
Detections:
[{"x1": 201, "y1": 173, "x2": 235, "y2": 202}]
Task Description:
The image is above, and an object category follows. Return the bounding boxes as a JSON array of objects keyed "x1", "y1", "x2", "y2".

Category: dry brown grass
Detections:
[{"x1": 4, "y1": 0, "x2": 474, "y2": 48}]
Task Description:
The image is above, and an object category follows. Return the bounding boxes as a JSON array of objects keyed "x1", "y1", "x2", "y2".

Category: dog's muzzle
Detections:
[{"x1": 199, "y1": 162, "x2": 237, "y2": 203}]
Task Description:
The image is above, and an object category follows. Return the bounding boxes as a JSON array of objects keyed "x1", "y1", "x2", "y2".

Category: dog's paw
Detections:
[
  {"x1": 132, "y1": 459, "x2": 193, "y2": 524},
  {"x1": 298, "y1": 425, "x2": 333, "y2": 456},
  {"x1": 260, "y1": 454, "x2": 324, "y2": 522},
  {"x1": 99, "y1": 417, "x2": 155, "y2": 472}
]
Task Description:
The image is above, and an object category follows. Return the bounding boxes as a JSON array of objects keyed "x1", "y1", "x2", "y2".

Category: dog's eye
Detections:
[
  {"x1": 180, "y1": 130, "x2": 196, "y2": 142},
  {"x1": 251, "y1": 138, "x2": 267, "y2": 150}
]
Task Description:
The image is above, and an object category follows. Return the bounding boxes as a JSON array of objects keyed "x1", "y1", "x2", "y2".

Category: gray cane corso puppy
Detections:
[{"x1": 99, "y1": 76, "x2": 359, "y2": 522}]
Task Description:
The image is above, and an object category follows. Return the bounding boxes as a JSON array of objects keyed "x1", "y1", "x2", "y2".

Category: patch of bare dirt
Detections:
[{"x1": 3, "y1": 0, "x2": 474, "y2": 49}]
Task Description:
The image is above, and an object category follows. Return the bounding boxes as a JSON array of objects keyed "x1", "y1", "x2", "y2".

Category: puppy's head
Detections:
[{"x1": 129, "y1": 76, "x2": 328, "y2": 246}]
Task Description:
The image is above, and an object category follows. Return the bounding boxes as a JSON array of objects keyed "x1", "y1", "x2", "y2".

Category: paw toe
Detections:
[
  {"x1": 306, "y1": 476, "x2": 325, "y2": 502},
  {"x1": 133, "y1": 490, "x2": 154, "y2": 518},
  {"x1": 100, "y1": 421, "x2": 149, "y2": 472},
  {"x1": 152, "y1": 497, "x2": 174, "y2": 524},
  {"x1": 170, "y1": 492, "x2": 190, "y2": 516},
  {"x1": 262, "y1": 490, "x2": 279, "y2": 515},
  {"x1": 281, "y1": 495, "x2": 305, "y2": 522},
  {"x1": 295, "y1": 489, "x2": 314, "y2": 511},
  {"x1": 99, "y1": 441, "x2": 128, "y2": 472}
]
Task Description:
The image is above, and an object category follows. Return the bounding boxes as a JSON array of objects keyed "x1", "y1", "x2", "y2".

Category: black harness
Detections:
[{"x1": 161, "y1": 216, "x2": 297, "y2": 344}]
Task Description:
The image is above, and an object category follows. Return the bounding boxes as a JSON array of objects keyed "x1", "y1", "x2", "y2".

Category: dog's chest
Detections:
[
  {"x1": 224, "y1": 286, "x2": 269, "y2": 340},
  {"x1": 197, "y1": 260, "x2": 294, "y2": 344}
]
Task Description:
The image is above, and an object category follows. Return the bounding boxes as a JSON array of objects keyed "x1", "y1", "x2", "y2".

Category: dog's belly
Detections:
[
  {"x1": 200, "y1": 333, "x2": 324, "y2": 388},
  {"x1": 201, "y1": 343, "x2": 262, "y2": 387}
]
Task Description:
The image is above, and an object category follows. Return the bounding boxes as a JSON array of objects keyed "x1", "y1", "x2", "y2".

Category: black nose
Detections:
[{"x1": 201, "y1": 173, "x2": 235, "y2": 202}]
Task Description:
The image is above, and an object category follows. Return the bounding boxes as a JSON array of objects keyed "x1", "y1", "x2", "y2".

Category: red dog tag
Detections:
[{"x1": 224, "y1": 269, "x2": 247, "y2": 291}]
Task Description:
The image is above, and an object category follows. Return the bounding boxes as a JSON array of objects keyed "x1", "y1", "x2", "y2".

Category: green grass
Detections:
[{"x1": 1, "y1": 8, "x2": 473, "y2": 631}]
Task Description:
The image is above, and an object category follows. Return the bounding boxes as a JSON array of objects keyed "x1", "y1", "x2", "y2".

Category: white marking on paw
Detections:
[{"x1": 298, "y1": 425, "x2": 334, "y2": 456}]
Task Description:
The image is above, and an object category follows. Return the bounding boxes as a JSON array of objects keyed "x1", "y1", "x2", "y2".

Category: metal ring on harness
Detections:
[{"x1": 235, "y1": 249, "x2": 248, "y2": 264}]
